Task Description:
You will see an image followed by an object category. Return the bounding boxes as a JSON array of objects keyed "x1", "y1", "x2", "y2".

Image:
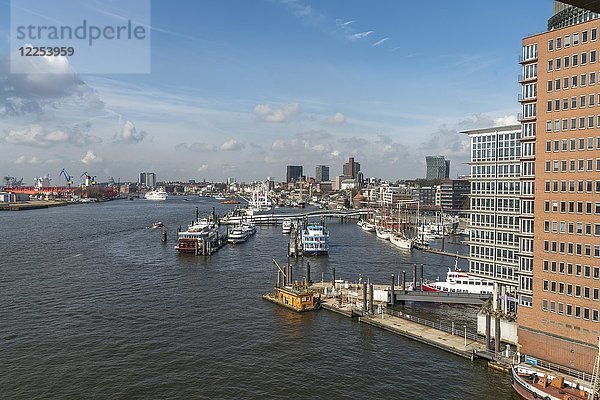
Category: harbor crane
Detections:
[
  {"x1": 80, "y1": 171, "x2": 97, "y2": 187},
  {"x1": 59, "y1": 168, "x2": 74, "y2": 188}
]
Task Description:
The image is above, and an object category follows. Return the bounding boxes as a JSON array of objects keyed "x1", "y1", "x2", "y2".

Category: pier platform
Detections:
[
  {"x1": 320, "y1": 298, "x2": 485, "y2": 360},
  {"x1": 0, "y1": 200, "x2": 68, "y2": 211}
]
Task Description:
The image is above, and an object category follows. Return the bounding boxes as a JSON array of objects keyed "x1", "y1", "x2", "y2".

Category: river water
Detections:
[{"x1": 1, "y1": 197, "x2": 519, "y2": 399}]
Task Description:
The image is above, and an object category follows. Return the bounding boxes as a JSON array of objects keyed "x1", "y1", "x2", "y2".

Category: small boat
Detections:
[
  {"x1": 282, "y1": 218, "x2": 293, "y2": 234},
  {"x1": 227, "y1": 226, "x2": 249, "y2": 244},
  {"x1": 263, "y1": 285, "x2": 321, "y2": 312},
  {"x1": 150, "y1": 221, "x2": 164, "y2": 229},
  {"x1": 357, "y1": 220, "x2": 365, "y2": 227},
  {"x1": 511, "y1": 363, "x2": 593, "y2": 400},
  {"x1": 222, "y1": 199, "x2": 240, "y2": 204},
  {"x1": 390, "y1": 232, "x2": 413, "y2": 250},
  {"x1": 375, "y1": 227, "x2": 391, "y2": 240},
  {"x1": 361, "y1": 222, "x2": 376, "y2": 232},
  {"x1": 214, "y1": 194, "x2": 226, "y2": 200}
]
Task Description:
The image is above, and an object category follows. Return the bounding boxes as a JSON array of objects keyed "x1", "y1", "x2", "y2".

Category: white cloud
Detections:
[
  {"x1": 493, "y1": 114, "x2": 518, "y2": 126},
  {"x1": 349, "y1": 31, "x2": 374, "y2": 40},
  {"x1": 253, "y1": 102, "x2": 300, "y2": 123},
  {"x1": 3, "y1": 124, "x2": 101, "y2": 147},
  {"x1": 197, "y1": 164, "x2": 209, "y2": 172},
  {"x1": 81, "y1": 150, "x2": 102, "y2": 165},
  {"x1": 328, "y1": 112, "x2": 346, "y2": 125},
  {"x1": 15, "y1": 155, "x2": 41, "y2": 164},
  {"x1": 113, "y1": 120, "x2": 147, "y2": 144},
  {"x1": 220, "y1": 139, "x2": 244, "y2": 151},
  {"x1": 372, "y1": 38, "x2": 389, "y2": 47},
  {"x1": 175, "y1": 142, "x2": 217, "y2": 152}
]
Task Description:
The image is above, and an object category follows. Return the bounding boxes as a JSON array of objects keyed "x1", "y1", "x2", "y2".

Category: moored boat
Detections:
[
  {"x1": 361, "y1": 222, "x2": 376, "y2": 232},
  {"x1": 302, "y1": 224, "x2": 329, "y2": 256},
  {"x1": 282, "y1": 218, "x2": 293, "y2": 234},
  {"x1": 175, "y1": 211, "x2": 223, "y2": 254},
  {"x1": 375, "y1": 227, "x2": 391, "y2": 240},
  {"x1": 390, "y1": 232, "x2": 413, "y2": 250},
  {"x1": 422, "y1": 266, "x2": 494, "y2": 295},
  {"x1": 227, "y1": 226, "x2": 249, "y2": 244},
  {"x1": 511, "y1": 364, "x2": 592, "y2": 400}
]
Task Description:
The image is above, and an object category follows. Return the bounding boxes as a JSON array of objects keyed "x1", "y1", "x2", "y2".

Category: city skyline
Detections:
[{"x1": 0, "y1": 0, "x2": 550, "y2": 183}]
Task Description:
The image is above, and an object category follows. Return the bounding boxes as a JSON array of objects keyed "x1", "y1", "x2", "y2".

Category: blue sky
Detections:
[{"x1": 0, "y1": 0, "x2": 550, "y2": 184}]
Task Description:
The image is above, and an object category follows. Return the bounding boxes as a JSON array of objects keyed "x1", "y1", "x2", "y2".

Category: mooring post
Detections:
[
  {"x1": 419, "y1": 264, "x2": 424, "y2": 291},
  {"x1": 332, "y1": 267, "x2": 336, "y2": 288},
  {"x1": 402, "y1": 270, "x2": 407, "y2": 294},
  {"x1": 289, "y1": 264, "x2": 293, "y2": 286},
  {"x1": 412, "y1": 264, "x2": 417, "y2": 290},
  {"x1": 390, "y1": 274, "x2": 395, "y2": 306},
  {"x1": 485, "y1": 313, "x2": 492, "y2": 351},
  {"x1": 306, "y1": 261, "x2": 311, "y2": 285},
  {"x1": 161, "y1": 227, "x2": 167, "y2": 243},
  {"x1": 362, "y1": 283, "x2": 367, "y2": 311},
  {"x1": 369, "y1": 283, "x2": 374, "y2": 314},
  {"x1": 494, "y1": 316, "x2": 501, "y2": 354}
]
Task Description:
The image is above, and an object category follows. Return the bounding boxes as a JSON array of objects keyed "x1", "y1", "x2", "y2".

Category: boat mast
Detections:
[{"x1": 588, "y1": 337, "x2": 600, "y2": 400}]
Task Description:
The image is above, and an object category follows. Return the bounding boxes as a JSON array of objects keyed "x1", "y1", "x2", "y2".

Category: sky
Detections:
[{"x1": 0, "y1": 0, "x2": 551, "y2": 184}]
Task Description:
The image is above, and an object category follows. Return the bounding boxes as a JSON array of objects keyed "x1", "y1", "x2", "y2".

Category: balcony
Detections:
[
  {"x1": 519, "y1": 54, "x2": 538, "y2": 64},
  {"x1": 517, "y1": 113, "x2": 536, "y2": 122},
  {"x1": 518, "y1": 93, "x2": 537, "y2": 102},
  {"x1": 518, "y1": 74, "x2": 537, "y2": 83}
]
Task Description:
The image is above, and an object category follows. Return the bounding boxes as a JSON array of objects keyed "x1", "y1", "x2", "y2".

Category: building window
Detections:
[
  {"x1": 592, "y1": 51, "x2": 597, "y2": 63},
  {"x1": 549, "y1": 39, "x2": 554, "y2": 51}
]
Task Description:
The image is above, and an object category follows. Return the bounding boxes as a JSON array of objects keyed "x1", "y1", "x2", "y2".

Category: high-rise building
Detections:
[
  {"x1": 425, "y1": 156, "x2": 450, "y2": 180},
  {"x1": 139, "y1": 172, "x2": 156, "y2": 188},
  {"x1": 286, "y1": 165, "x2": 303, "y2": 183},
  {"x1": 518, "y1": 2, "x2": 600, "y2": 374},
  {"x1": 315, "y1": 165, "x2": 330, "y2": 182},
  {"x1": 463, "y1": 126, "x2": 523, "y2": 315},
  {"x1": 342, "y1": 157, "x2": 360, "y2": 179}
]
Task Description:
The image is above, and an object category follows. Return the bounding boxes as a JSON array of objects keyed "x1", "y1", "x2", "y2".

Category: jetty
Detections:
[
  {"x1": 220, "y1": 209, "x2": 369, "y2": 225},
  {"x1": 0, "y1": 200, "x2": 68, "y2": 211}
]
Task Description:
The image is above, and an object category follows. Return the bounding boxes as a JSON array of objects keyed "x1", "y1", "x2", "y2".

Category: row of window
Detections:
[
  {"x1": 541, "y1": 299, "x2": 599, "y2": 322},
  {"x1": 544, "y1": 158, "x2": 600, "y2": 174},
  {"x1": 547, "y1": 51, "x2": 598, "y2": 72},
  {"x1": 543, "y1": 240, "x2": 600, "y2": 258},
  {"x1": 545, "y1": 199, "x2": 600, "y2": 214},
  {"x1": 546, "y1": 115, "x2": 600, "y2": 131},
  {"x1": 470, "y1": 164, "x2": 521, "y2": 178},
  {"x1": 544, "y1": 179, "x2": 600, "y2": 194},
  {"x1": 546, "y1": 72, "x2": 600, "y2": 92},
  {"x1": 543, "y1": 281, "x2": 599, "y2": 302},
  {"x1": 548, "y1": 28, "x2": 598, "y2": 51},
  {"x1": 545, "y1": 136, "x2": 600, "y2": 151},
  {"x1": 469, "y1": 260, "x2": 517, "y2": 281},
  {"x1": 543, "y1": 260, "x2": 599, "y2": 278},
  {"x1": 544, "y1": 220, "x2": 600, "y2": 236}
]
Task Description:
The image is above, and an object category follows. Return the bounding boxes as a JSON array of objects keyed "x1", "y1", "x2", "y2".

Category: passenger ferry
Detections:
[
  {"x1": 282, "y1": 218, "x2": 293, "y2": 234},
  {"x1": 302, "y1": 224, "x2": 329, "y2": 256},
  {"x1": 227, "y1": 226, "x2": 249, "y2": 244},
  {"x1": 144, "y1": 189, "x2": 168, "y2": 201},
  {"x1": 422, "y1": 267, "x2": 494, "y2": 295},
  {"x1": 175, "y1": 214, "x2": 222, "y2": 254}
]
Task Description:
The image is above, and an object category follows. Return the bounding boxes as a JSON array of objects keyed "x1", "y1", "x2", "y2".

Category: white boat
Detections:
[
  {"x1": 282, "y1": 218, "x2": 293, "y2": 234},
  {"x1": 302, "y1": 224, "x2": 329, "y2": 256},
  {"x1": 356, "y1": 220, "x2": 365, "y2": 227},
  {"x1": 390, "y1": 232, "x2": 413, "y2": 250},
  {"x1": 214, "y1": 194, "x2": 226, "y2": 200},
  {"x1": 175, "y1": 217, "x2": 221, "y2": 253},
  {"x1": 422, "y1": 265, "x2": 494, "y2": 295},
  {"x1": 227, "y1": 226, "x2": 249, "y2": 244},
  {"x1": 145, "y1": 190, "x2": 168, "y2": 201},
  {"x1": 361, "y1": 222, "x2": 376, "y2": 232},
  {"x1": 375, "y1": 227, "x2": 391, "y2": 240},
  {"x1": 241, "y1": 221, "x2": 256, "y2": 235}
]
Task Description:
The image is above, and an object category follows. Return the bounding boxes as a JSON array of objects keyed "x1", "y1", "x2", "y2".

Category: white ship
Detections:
[
  {"x1": 282, "y1": 218, "x2": 293, "y2": 234},
  {"x1": 390, "y1": 232, "x2": 413, "y2": 250},
  {"x1": 422, "y1": 264, "x2": 494, "y2": 295},
  {"x1": 302, "y1": 224, "x2": 329, "y2": 256},
  {"x1": 375, "y1": 227, "x2": 391, "y2": 240},
  {"x1": 227, "y1": 226, "x2": 250, "y2": 244},
  {"x1": 144, "y1": 190, "x2": 168, "y2": 201}
]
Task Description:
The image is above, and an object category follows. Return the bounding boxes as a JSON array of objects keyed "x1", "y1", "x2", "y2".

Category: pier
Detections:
[
  {"x1": 220, "y1": 209, "x2": 369, "y2": 225},
  {"x1": 0, "y1": 200, "x2": 69, "y2": 211}
]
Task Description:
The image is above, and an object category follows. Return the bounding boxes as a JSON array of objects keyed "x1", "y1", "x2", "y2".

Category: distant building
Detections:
[
  {"x1": 437, "y1": 179, "x2": 469, "y2": 211},
  {"x1": 415, "y1": 186, "x2": 437, "y2": 207},
  {"x1": 286, "y1": 166, "x2": 303, "y2": 183},
  {"x1": 139, "y1": 172, "x2": 156, "y2": 188},
  {"x1": 227, "y1": 177, "x2": 236, "y2": 185},
  {"x1": 315, "y1": 165, "x2": 329, "y2": 182},
  {"x1": 425, "y1": 156, "x2": 450, "y2": 180},
  {"x1": 342, "y1": 157, "x2": 360, "y2": 179}
]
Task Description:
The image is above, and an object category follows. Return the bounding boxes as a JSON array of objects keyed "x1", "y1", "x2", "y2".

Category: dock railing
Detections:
[
  {"x1": 384, "y1": 308, "x2": 483, "y2": 344},
  {"x1": 517, "y1": 354, "x2": 593, "y2": 383}
]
